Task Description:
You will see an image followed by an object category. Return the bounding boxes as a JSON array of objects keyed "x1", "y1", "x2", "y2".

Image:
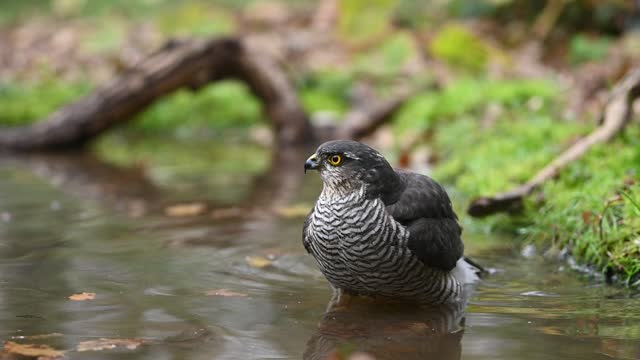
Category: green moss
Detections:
[
  {"x1": 353, "y1": 31, "x2": 419, "y2": 79},
  {"x1": 435, "y1": 115, "x2": 588, "y2": 194},
  {"x1": 338, "y1": 0, "x2": 398, "y2": 44},
  {"x1": 527, "y1": 140, "x2": 640, "y2": 282},
  {"x1": 0, "y1": 80, "x2": 92, "y2": 126},
  {"x1": 0, "y1": 79, "x2": 261, "y2": 134},
  {"x1": 155, "y1": 3, "x2": 235, "y2": 37},
  {"x1": 430, "y1": 91, "x2": 640, "y2": 284},
  {"x1": 132, "y1": 81, "x2": 262, "y2": 134},
  {"x1": 393, "y1": 77, "x2": 558, "y2": 135},
  {"x1": 80, "y1": 16, "x2": 128, "y2": 53},
  {"x1": 430, "y1": 24, "x2": 492, "y2": 73},
  {"x1": 298, "y1": 71, "x2": 352, "y2": 115},
  {"x1": 569, "y1": 34, "x2": 613, "y2": 65}
]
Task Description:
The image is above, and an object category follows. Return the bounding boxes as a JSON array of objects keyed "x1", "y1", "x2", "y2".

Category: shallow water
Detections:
[{"x1": 0, "y1": 139, "x2": 639, "y2": 360}]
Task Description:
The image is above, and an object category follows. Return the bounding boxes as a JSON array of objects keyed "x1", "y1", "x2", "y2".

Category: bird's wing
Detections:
[
  {"x1": 302, "y1": 208, "x2": 314, "y2": 253},
  {"x1": 385, "y1": 171, "x2": 464, "y2": 271}
]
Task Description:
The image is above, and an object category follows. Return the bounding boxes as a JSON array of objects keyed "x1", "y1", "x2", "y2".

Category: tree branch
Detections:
[
  {"x1": 0, "y1": 37, "x2": 313, "y2": 151},
  {"x1": 468, "y1": 68, "x2": 640, "y2": 217}
]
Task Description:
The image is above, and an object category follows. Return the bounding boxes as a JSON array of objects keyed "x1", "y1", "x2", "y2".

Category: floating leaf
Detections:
[
  {"x1": 2, "y1": 341, "x2": 64, "y2": 358},
  {"x1": 76, "y1": 338, "x2": 145, "y2": 352},
  {"x1": 68, "y1": 292, "x2": 96, "y2": 301},
  {"x1": 164, "y1": 203, "x2": 207, "y2": 217},
  {"x1": 245, "y1": 255, "x2": 273, "y2": 268},
  {"x1": 205, "y1": 289, "x2": 248, "y2": 297}
]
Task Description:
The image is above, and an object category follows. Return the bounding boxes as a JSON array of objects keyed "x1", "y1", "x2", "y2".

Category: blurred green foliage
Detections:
[
  {"x1": 393, "y1": 78, "x2": 558, "y2": 134},
  {"x1": 298, "y1": 71, "x2": 352, "y2": 115},
  {"x1": 430, "y1": 24, "x2": 491, "y2": 73},
  {"x1": 0, "y1": 0, "x2": 249, "y2": 24},
  {"x1": 0, "y1": 79, "x2": 261, "y2": 134},
  {"x1": 353, "y1": 31, "x2": 419, "y2": 79},
  {"x1": 338, "y1": 0, "x2": 398, "y2": 44},
  {"x1": 81, "y1": 18, "x2": 128, "y2": 53},
  {"x1": 155, "y1": 3, "x2": 234, "y2": 37},
  {"x1": 569, "y1": 34, "x2": 613, "y2": 65},
  {"x1": 133, "y1": 81, "x2": 262, "y2": 134},
  {"x1": 0, "y1": 80, "x2": 91, "y2": 125}
]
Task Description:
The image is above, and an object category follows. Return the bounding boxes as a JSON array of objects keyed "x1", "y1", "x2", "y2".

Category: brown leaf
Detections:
[
  {"x1": 76, "y1": 338, "x2": 145, "y2": 352},
  {"x1": 3, "y1": 341, "x2": 64, "y2": 358},
  {"x1": 582, "y1": 211, "x2": 593, "y2": 225},
  {"x1": 245, "y1": 255, "x2": 273, "y2": 268},
  {"x1": 205, "y1": 289, "x2": 248, "y2": 297},
  {"x1": 164, "y1": 203, "x2": 207, "y2": 217},
  {"x1": 398, "y1": 151, "x2": 410, "y2": 168},
  {"x1": 68, "y1": 292, "x2": 96, "y2": 301}
]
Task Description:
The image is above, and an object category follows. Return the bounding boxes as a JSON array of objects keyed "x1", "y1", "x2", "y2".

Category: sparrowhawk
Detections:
[{"x1": 303, "y1": 140, "x2": 481, "y2": 304}]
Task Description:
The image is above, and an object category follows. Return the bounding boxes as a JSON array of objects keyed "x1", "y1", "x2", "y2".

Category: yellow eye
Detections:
[{"x1": 328, "y1": 154, "x2": 343, "y2": 166}]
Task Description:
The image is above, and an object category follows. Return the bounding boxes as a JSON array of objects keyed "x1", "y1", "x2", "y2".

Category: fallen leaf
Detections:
[
  {"x1": 68, "y1": 292, "x2": 96, "y2": 301},
  {"x1": 76, "y1": 338, "x2": 145, "y2": 352},
  {"x1": 3, "y1": 341, "x2": 64, "y2": 358},
  {"x1": 245, "y1": 255, "x2": 273, "y2": 268},
  {"x1": 273, "y1": 204, "x2": 312, "y2": 218},
  {"x1": 164, "y1": 203, "x2": 207, "y2": 217},
  {"x1": 205, "y1": 289, "x2": 248, "y2": 297}
]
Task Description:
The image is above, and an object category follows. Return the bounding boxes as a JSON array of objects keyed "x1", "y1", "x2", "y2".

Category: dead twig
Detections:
[{"x1": 468, "y1": 68, "x2": 640, "y2": 217}]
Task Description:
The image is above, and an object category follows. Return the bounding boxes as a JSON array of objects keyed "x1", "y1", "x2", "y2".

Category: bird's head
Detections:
[{"x1": 304, "y1": 140, "x2": 404, "y2": 201}]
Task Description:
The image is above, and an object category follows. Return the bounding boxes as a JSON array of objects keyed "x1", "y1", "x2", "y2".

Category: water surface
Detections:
[{"x1": 0, "y1": 138, "x2": 638, "y2": 359}]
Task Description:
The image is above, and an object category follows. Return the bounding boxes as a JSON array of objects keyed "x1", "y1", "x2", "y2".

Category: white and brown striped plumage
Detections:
[{"x1": 303, "y1": 140, "x2": 481, "y2": 304}]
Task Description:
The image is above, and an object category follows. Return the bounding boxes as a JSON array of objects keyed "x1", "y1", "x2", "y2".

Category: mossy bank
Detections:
[{"x1": 413, "y1": 79, "x2": 640, "y2": 286}]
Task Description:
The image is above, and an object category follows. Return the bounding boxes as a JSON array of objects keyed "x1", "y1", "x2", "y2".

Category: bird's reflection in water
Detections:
[{"x1": 304, "y1": 297, "x2": 466, "y2": 360}]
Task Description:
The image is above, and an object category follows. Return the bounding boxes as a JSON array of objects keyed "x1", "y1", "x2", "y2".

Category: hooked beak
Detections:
[{"x1": 304, "y1": 154, "x2": 320, "y2": 173}]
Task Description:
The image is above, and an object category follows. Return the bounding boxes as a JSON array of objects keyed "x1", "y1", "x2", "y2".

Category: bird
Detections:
[
  {"x1": 304, "y1": 299, "x2": 465, "y2": 360},
  {"x1": 302, "y1": 140, "x2": 482, "y2": 305}
]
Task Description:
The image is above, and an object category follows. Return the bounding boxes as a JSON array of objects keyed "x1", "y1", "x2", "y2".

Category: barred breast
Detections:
[{"x1": 305, "y1": 186, "x2": 462, "y2": 304}]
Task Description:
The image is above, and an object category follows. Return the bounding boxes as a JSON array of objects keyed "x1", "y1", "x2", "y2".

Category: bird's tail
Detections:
[
  {"x1": 463, "y1": 256, "x2": 487, "y2": 276},
  {"x1": 451, "y1": 256, "x2": 486, "y2": 284}
]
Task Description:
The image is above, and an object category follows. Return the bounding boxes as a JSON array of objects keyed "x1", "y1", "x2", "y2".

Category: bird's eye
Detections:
[{"x1": 328, "y1": 154, "x2": 343, "y2": 166}]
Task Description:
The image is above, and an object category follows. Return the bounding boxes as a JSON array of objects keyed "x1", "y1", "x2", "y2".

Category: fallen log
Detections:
[
  {"x1": 0, "y1": 37, "x2": 313, "y2": 151},
  {"x1": 468, "y1": 68, "x2": 640, "y2": 217}
]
